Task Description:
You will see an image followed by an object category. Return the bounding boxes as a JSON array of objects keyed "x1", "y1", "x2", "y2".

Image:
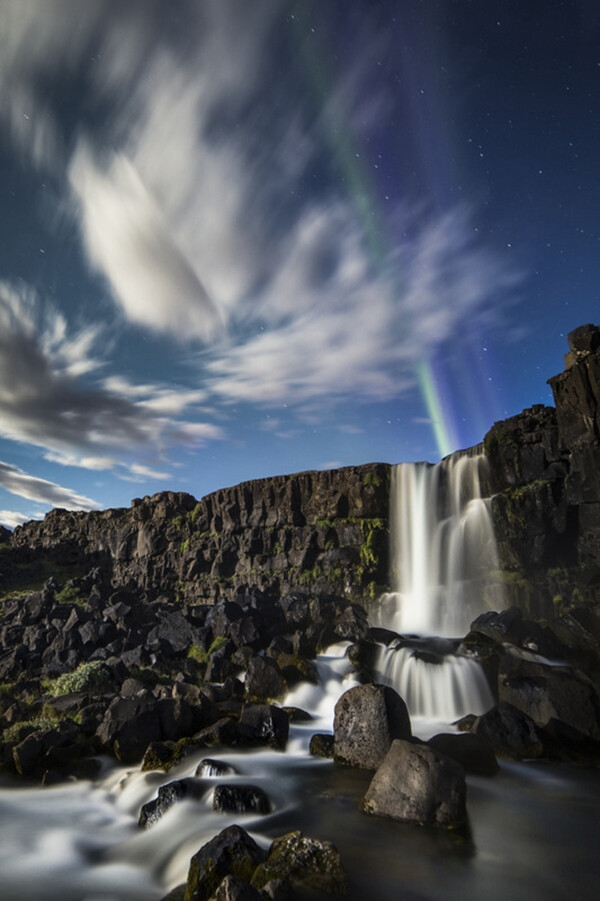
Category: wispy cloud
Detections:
[
  {"x1": 0, "y1": 509, "x2": 43, "y2": 529},
  {"x1": 0, "y1": 281, "x2": 223, "y2": 474},
  {"x1": 0, "y1": 460, "x2": 98, "y2": 510}
]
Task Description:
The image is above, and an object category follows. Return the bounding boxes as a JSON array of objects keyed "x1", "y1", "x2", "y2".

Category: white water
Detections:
[
  {"x1": 0, "y1": 645, "x2": 359, "y2": 901},
  {"x1": 372, "y1": 453, "x2": 502, "y2": 721}
]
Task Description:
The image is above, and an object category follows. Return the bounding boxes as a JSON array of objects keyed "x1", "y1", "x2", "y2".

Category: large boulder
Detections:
[
  {"x1": 96, "y1": 691, "x2": 162, "y2": 763},
  {"x1": 237, "y1": 704, "x2": 289, "y2": 751},
  {"x1": 497, "y1": 652, "x2": 600, "y2": 743},
  {"x1": 361, "y1": 739, "x2": 468, "y2": 832},
  {"x1": 184, "y1": 825, "x2": 267, "y2": 901},
  {"x1": 427, "y1": 732, "x2": 499, "y2": 776},
  {"x1": 333, "y1": 684, "x2": 411, "y2": 769},
  {"x1": 251, "y1": 830, "x2": 348, "y2": 896},
  {"x1": 466, "y1": 702, "x2": 544, "y2": 760},
  {"x1": 244, "y1": 656, "x2": 286, "y2": 701}
]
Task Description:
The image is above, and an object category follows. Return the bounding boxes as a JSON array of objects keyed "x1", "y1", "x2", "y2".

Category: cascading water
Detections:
[{"x1": 373, "y1": 451, "x2": 503, "y2": 722}]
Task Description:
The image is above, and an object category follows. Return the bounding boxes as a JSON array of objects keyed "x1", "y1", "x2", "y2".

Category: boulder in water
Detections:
[
  {"x1": 139, "y1": 778, "x2": 207, "y2": 828},
  {"x1": 212, "y1": 784, "x2": 271, "y2": 815},
  {"x1": 309, "y1": 733, "x2": 334, "y2": 758},
  {"x1": 333, "y1": 683, "x2": 411, "y2": 769},
  {"x1": 251, "y1": 830, "x2": 348, "y2": 896},
  {"x1": 427, "y1": 732, "x2": 499, "y2": 775},
  {"x1": 195, "y1": 757, "x2": 238, "y2": 777},
  {"x1": 237, "y1": 703, "x2": 289, "y2": 750},
  {"x1": 184, "y1": 825, "x2": 267, "y2": 901},
  {"x1": 468, "y1": 702, "x2": 544, "y2": 759},
  {"x1": 361, "y1": 739, "x2": 468, "y2": 832}
]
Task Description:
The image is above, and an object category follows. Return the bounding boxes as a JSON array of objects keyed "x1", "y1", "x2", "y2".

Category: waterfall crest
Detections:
[{"x1": 373, "y1": 451, "x2": 503, "y2": 722}]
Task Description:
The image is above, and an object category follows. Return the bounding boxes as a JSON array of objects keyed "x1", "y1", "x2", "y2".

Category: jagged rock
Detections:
[
  {"x1": 191, "y1": 717, "x2": 238, "y2": 748},
  {"x1": 333, "y1": 684, "x2": 411, "y2": 769},
  {"x1": 212, "y1": 784, "x2": 271, "y2": 815},
  {"x1": 141, "y1": 740, "x2": 186, "y2": 772},
  {"x1": 237, "y1": 704, "x2": 289, "y2": 750},
  {"x1": 466, "y1": 702, "x2": 544, "y2": 760},
  {"x1": 209, "y1": 875, "x2": 264, "y2": 901},
  {"x1": 184, "y1": 825, "x2": 267, "y2": 901},
  {"x1": 361, "y1": 740, "x2": 468, "y2": 833},
  {"x1": 427, "y1": 732, "x2": 499, "y2": 776},
  {"x1": 244, "y1": 656, "x2": 286, "y2": 701},
  {"x1": 275, "y1": 654, "x2": 319, "y2": 687},
  {"x1": 497, "y1": 652, "x2": 600, "y2": 742},
  {"x1": 96, "y1": 691, "x2": 162, "y2": 763},
  {"x1": 251, "y1": 830, "x2": 348, "y2": 896},
  {"x1": 139, "y1": 778, "x2": 208, "y2": 828}
]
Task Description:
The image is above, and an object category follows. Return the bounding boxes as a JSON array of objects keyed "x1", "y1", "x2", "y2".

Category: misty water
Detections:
[{"x1": 1, "y1": 457, "x2": 598, "y2": 900}]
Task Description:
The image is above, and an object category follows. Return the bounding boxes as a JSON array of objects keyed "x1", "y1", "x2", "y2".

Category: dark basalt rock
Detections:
[
  {"x1": 361, "y1": 739, "x2": 468, "y2": 833},
  {"x1": 251, "y1": 830, "x2": 348, "y2": 897},
  {"x1": 237, "y1": 704, "x2": 289, "y2": 751},
  {"x1": 465, "y1": 702, "x2": 544, "y2": 760},
  {"x1": 195, "y1": 757, "x2": 238, "y2": 777},
  {"x1": 309, "y1": 733, "x2": 334, "y2": 759},
  {"x1": 427, "y1": 732, "x2": 499, "y2": 776},
  {"x1": 139, "y1": 778, "x2": 208, "y2": 828},
  {"x1": 184, "y1": 825, "x2": 267, "y2": 901},
  {"x1": 333, "y1": 683, "x2": 411, "y2": 770},
  {"x1": 212, "y1": 784, "x2": 271, "y2": 815},
  {"x1": 244, "y1": 656, "x2": 286, "y2": 701}
]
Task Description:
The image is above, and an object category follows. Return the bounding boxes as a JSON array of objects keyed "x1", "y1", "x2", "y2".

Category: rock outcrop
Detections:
[{"x1": 8, "y1": 464, "x2": 390, "y2": 606}]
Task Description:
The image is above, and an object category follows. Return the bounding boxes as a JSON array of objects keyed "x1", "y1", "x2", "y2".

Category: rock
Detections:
[
  {"x1": 427, "y1": 732, "x2": 499, "y2": 776},
  {"x1": 96, "y1": 692, "x2": 162, "y2": 763},
  {"x1": 309, "y1": 733, "x2": 334, "y2": 759},
  {"x1": 469, "y1": 702, "x2": 544, "y2": 759},
  {"x1": 195, "y1": 758, "x2": 238, "y2": 777},
  {"x1": 497, "y1": 652, "x2": 600, "y2": 742},
  {"x1": 139, "y1": 778, "x2": 207, "y2": 828},
  {"x1": 212, "y1": 784, "x2": 271, "y2": 815},
  {"x1": 244, "y1": 656, "x2": 286, "y2": 701},
  {"x1": 361, "y1": 739, "x2": 468, "y2": 833},
  {"x1": 191, "y1": 717, "x2": 238, "y2": 748},
  {"x1": 184, "y1": 825, "x2": 267, "y2": 901},
  {"x1": 209, "y1": 875, "x2": 264, "y2": 901},
  {"x1": 333, "y1": 684, "x2": 411, "y2": 769},
  {"x1": 141, "y1": 740, "x2": 186, "y2": 772},
  {"x1": 251, "y1": 831, "x2": 348, "y2": 896},
  {"x1": 237, "y1": 704, "x2": 289, "y2": 751}
]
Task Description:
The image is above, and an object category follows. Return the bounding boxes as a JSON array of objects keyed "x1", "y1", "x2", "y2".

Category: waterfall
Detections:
[{"x1": 373, "y1": 451, "x2": 502, "y2": 722}]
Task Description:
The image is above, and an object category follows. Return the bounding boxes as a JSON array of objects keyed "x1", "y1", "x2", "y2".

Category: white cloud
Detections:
[
  {"x1": 0, "y1": 460, "x2": 98, "y2": 510},
  {"x1": 0, "y1": 509, "x2": 42, "y2": 529}
]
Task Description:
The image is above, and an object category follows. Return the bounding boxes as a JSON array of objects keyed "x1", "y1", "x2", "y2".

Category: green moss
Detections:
[
  {"x1": 187, "y1": 635, "x2": 228, "y2": 667},
  {"x1": 42, "y1": 661, "x2": 112, "y2": 697},
  {"x1": 2, "y1": 717, "x2": 57, "y2": 743},
  {"x1": 180, "y1": 537, "x2": 190, "y2": 554},
  {"x1": 55, "y1": 584, "x2": 85, "y2": 607},
  {"x1": 363, "y1": 472, "x2": 382, "y2": 487}
]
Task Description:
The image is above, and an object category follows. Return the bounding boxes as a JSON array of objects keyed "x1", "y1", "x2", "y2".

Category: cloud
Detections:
[
  {"x1": 69, "y1": 145, "x2": 222, "y2": 341},
  {"x1": 0, "y1": 281, "x2": 223, "y2": 471},
  {"x1": 0, "y1": 509, "x2": 42, "y2": 529},
  {"x1": 0, "y1": 460, "x2": 98, "y2": 510}
]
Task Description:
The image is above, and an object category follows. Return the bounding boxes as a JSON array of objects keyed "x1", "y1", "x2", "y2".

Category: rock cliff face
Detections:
[
  {"x1": 485, "y1": 324, "x2": 600, "y2": 616},
  {"x1": 6, "y1": 325, "x2": 600, "y2": 621},
  {"x1": 9, "y1": 463, "x2": 391, "y2": 605}
]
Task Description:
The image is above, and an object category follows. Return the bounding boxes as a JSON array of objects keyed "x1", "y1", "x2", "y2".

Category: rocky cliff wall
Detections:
[
  {"x1": 10, "y1": 463, "x2": 391, "y2": 605},
  {"x1": 484, "y1": 324, "x2": 600, "y2": 617}
]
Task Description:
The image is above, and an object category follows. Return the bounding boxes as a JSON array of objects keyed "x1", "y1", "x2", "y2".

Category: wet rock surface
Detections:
[
  {"x1": 333, "y1": 683, "x2": 411, "y2": 769},
  {"x1": 361, "y1": 739, "x2": 468, "y2": 833}
]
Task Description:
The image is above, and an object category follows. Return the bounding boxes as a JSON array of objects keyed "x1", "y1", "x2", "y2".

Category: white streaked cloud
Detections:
[
  {"x1": 0, "y1": 460, "x2": 99, "y2": 510},
  {"x1": 0, "y1": 509, "x2": 43, "y2": 529}
]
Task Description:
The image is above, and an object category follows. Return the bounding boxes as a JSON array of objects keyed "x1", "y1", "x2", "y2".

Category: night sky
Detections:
[{"x1": 0, "y1": 0, "x2": 599, "y2": 528}]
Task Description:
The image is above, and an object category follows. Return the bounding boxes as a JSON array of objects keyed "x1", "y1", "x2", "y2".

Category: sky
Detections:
[{"x1": 0, "y1": 0, "x2": 599, "y2": 528}]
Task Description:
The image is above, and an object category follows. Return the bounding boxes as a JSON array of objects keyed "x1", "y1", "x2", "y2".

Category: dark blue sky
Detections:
[{"x1": 0, "y1": 0, "x2": 598, "y2": 527}]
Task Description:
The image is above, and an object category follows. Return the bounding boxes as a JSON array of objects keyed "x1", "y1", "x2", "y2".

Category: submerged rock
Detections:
[
  {"x1": 212, "y1": 784, "x2": 271, "y2": 815},
  {"x1": 139, "y1": 778, "x2": 208, "y2": 828},
  {"x1": 361, "y1": 739, "x2": 468, "y2": 833},
  {"x1": 427, "y1": 732, "x2": 499, "y2": 776},
  {"x1": 467, "y1": 702, "x2": 544, "y2": 760}
]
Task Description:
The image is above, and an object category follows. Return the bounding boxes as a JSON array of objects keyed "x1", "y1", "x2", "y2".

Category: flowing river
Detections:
[{"x1": 1, "y1": 456, "x2": 599, "y2": 900}]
